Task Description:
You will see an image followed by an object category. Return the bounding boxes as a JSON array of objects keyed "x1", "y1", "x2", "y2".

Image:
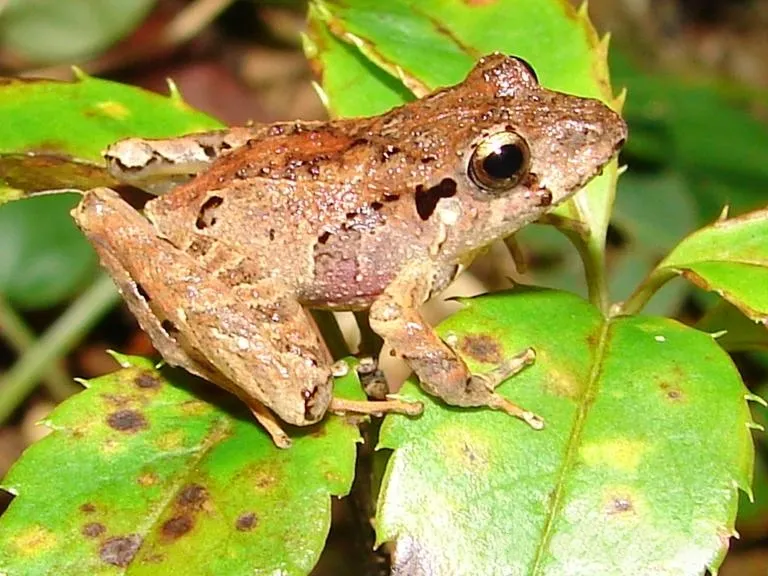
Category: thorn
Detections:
[
  {"x1": 311, "y1": 80, "x2": 330, "y2": 114},
  {"x1": 71, "y1": 65, "x2": 88, "y2": 81},
  {"x1": 166, "y1": 78, "x2": 184, "y2": 103},
  {"x1": 746, "y1": 421, "x2": 764, "y2": 432},
  {"x1": 615, "y1": 87, "x2": 627, "y2": 110},
  {"x1": 745, "y1": 393, "x2": 768, "y2": 407},
  {"x1": 717, "y1": 205, "x2": 730, "y2": 221}
]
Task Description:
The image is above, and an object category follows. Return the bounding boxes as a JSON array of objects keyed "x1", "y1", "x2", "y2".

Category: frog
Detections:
[{"x1": 72, "y1": 54, "x2": 627, "y2": 448}]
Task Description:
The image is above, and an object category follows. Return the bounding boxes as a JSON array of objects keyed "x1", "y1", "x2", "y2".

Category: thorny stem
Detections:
[
  {"x1": 0, "y1": 274, "x2": 120, "y2": 423},
  {"x1": 0, "y1": 295, "x2": 79, "y2": 400}
]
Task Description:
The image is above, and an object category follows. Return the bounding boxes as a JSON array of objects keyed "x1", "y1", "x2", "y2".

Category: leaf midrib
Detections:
[
  {"x1": 529, "y1": 316, "x2": 612, "y2": 575},
  {"x1": 119, "y1": 413, "x2": 231, "y2": 575}
]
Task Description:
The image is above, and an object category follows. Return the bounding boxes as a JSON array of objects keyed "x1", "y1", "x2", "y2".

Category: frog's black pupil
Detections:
[{"x1": 482, "y1": 144, "x2": 524, "y2": 180}]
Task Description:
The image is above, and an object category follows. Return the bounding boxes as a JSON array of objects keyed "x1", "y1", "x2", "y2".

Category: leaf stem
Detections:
[
  {"x1": 0, "y1": 274, "x2": 119, "y2": 423},
  {"x1": 0, "y1": 295, "x2": 79, "y2": 400},
  {"x1": 616, "y1": 268, "x2": 677, "y2": 316},
  {"x1": 546, "y1": 214, "x2": 609, "y2": 315},
  {"x1": 580, "y1": 232, "x2": 609, "y2": 314}
]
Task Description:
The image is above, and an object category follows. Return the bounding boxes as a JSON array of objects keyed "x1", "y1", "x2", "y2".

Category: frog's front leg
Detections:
[{"x1": 369, "y1": 260, "x2": 543, "y2": 429}]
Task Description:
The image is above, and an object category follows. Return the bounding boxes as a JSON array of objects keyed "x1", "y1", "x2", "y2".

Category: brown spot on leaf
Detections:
[
  {"x1": 137, "y1": 472, "x2": 158, "y2": 486},
  {"x1": 609, "y1": 497, "x2": 633, "y2": 514},
  {"x1": 660, "y1": 381, "x2": 685, "y2": 402},
  {"x1": 235, "y1": 512, "x2": 258, "y2": 531},
  {"x1": 178, "y1": 484, "x2": 208, "y2": 508},
  {"x1": 82, "y1": 522, "x2": 106, "y2": 538},
  {"x1": 80, "y1": 503, "x2": 96, "y2": 514},
  {"x1": 134, "y1": 372, "x2": 160, "y2": 389},
  {"x1": 161, "y1": 516, "x2": 193, "y2": 540},
  {"x1": 106, "y1": 409, "x2": 147, "y2": 433},
  {"x1": 460, "y1": 334, "x2": 502, "y2": 364},
  {"x1": 100, "y1": 535, "x2": 141, "y2": 567}
]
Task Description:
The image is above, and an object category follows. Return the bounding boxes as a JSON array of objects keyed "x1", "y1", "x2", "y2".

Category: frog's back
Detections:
[{"x1": 143, "y1": 118, "x2": 440, "y2": 301}]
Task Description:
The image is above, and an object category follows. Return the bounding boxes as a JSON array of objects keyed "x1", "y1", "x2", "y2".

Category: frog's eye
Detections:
[{"x1": 468, "y1": 131, "x2": 530, "y2": 192}]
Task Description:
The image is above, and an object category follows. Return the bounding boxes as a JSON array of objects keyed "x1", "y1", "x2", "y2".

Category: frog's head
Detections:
[
  {"x1": 391, "y1": 53, "x2": 627, "y2": 260},
  {"x1": 457, "y1": 53, "x2": 627, "y2": 207}
]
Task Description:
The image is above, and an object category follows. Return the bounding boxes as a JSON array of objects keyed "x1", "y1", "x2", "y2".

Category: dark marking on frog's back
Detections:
[
  {"x1": 236, "y1": 512, "x2": 258, "y2": 531},
  {"x1": 82, "y1": 522, "x2": 106, "y2": 538},
  {"x1": 415, "y1": 178, "x2": 457, "y2": 220},
  {"x1": 195, "y1": 195, "x2": 223, "y2": 229}
]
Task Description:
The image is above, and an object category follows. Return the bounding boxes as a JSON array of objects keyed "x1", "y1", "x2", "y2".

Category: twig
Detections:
[
  {"x1": 0, "y1": 295, "x2": 79, "y2": 400},
  {"x1": 0, "y1": 274, "x2": 119, "y2": 422}
]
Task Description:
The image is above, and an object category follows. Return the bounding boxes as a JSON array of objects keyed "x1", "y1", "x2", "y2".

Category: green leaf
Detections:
[
  {"x1": 697, "y1": 301, "x2": 768, "y2": 353},
  {"x1": 655, "y1": 207, "x2": 768, "y2": 323},
  {"x1": 0, "y1": 193, "x2": 97, "y2": 309},
  {"x1": 0, "y1": 360, "x2": 366, "y2": 575},
  {"x1": 377, "y1": 290, "x2": 754, "y2": 574},
  {"x1": 0, "y1": 74, "x2": 222, "y2": 197},
  {"x1": 307, "y1": 0, "x2": 623, "y2": 308},
  {"x1": 0, "y1": 0, "x2": 157, "y2": 65}
]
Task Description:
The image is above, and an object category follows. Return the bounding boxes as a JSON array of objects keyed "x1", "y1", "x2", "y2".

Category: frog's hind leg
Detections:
[
  {"x1": 73, "y1": 188, "x2": 223, "y2": 385},
  {"x1": 74, "y1": 188, "x2": 296, "y2": 447}
]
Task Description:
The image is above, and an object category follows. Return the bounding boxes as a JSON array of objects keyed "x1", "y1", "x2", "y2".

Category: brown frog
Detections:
[{"x1": 72, "y1": 54, "x2": 627, "y2": 447}]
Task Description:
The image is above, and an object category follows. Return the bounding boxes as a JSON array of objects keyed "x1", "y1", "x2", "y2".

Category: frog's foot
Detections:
[
  {"x1": 329, "y1": 397, "x2": 424, "y2": 417},
  {"x1": 249, "y1": 402, "x2": 292, "y2": 449},
  {"x1": 471, "y1": 347, "x2": 544, "y2": 430},
  {"x1": 355, "y1": 356, "x2": 389, "y2": 400}
]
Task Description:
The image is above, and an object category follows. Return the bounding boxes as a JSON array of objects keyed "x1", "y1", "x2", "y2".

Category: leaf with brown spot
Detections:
[
  {"x1": 0, "y1": 361, "x2": 366, "y2": 574},
  {"x1": 377, "y1": 289, "x2": 755, "y2": 575}
]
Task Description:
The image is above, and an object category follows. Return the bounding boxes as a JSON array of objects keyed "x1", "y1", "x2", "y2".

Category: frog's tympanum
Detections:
[{"x1": 72, "y1": 54, "x2": 627, "y2": 447}]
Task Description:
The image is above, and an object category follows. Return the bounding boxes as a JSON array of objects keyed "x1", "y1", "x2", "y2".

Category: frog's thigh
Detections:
[{"x1": 73, "y1": 188, "x2": 221, "y2": 383}]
